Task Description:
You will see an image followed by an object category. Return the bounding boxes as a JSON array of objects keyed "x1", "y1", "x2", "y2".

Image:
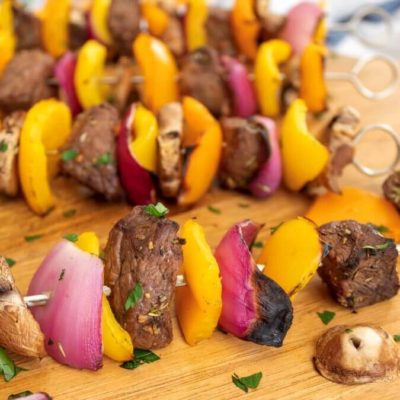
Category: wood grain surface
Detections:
[{"x1": 1, "y1": 56, "x2": 400, "y2": 400}]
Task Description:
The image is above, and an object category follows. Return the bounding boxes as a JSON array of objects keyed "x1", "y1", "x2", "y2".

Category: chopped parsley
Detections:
[
  {"x1": 207, "y1": 205, "x2": 221, "y2": 214},
  {"x1": 59, "y1": 269, "x2": 66, "y2": 281},
  {"x1": 64, "y1": 233, "x2": 79, "y2": 242},
  {"x1": 362, "y1": 241, "x2": 392, "y2": 252},
  {"x1": 8, "y1": 391, "x2": 34, "y2": 399},
  {"x1": 94, "y1": 152, "x2": 114, "y2": 166},
  {"x1": 251, "y1": 241, "x2": 264, "y2": 249},
  {"x1": 121, "y1": 348, "x2": 160, "y2": 370},
  {"x1": 232, "y1": 372, "x2": 263, "y2": 393},
  {"x1": 24, "y1": 234, "x2": 42, "y2": 242},
  {"x1": 345, "y1": 328, "x2": 353, "y2": 334},
  {"x1": 270, "y1": 222, "x2": 283, "y2": 235},
  {"x1": 368, "y1": 224, "x2": 390, "y2": 234},
  {"x1": 393, "y1": 335, "x2": 400, "y2": 342},
  {"x1": 313, "y1": 111, "x2": 326, "y2": 120},
  {"x1": 238, "y1": 203, "x2": 250, "y2": 208},
  {"x1": 5, "y1": 258, "x2": 16, "y2": 267},
  {"x1": 0, "y1": 347, "x2": 24, "y2": 382},
  {"x1": 124, "y1": 283, "x2": 143, "y2": 311},
  {"x1": 63, "y1": 209, "x2": 76, "y2": 218},
  {"x1": 0, "y1": 140, "x2": 8, "y2": 152},
  {"x1": 144, "y1": 202, "x2": 169, "y2": 218},
  {"x1": 61, "y1": 149, "x2": 78, "y2": 161},
  {"x1": 317, "y1": 310, "x2": 336, "y2": 325}
]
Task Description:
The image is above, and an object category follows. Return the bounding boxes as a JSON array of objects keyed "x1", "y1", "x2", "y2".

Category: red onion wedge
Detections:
[
  {"x1": 54, "y1": 52, "x2": 82, "y2": 117},
  {"x1": 280, "y1": 2, "x2": 324, "y2": 56},
  {"x1": 28, "y1": 240, "x2": 103, "y2": 370},
  {"x1": 215, "y1": 220, "x2": 293, "y2": 347},
  {"x1": 221, "y1": 56, "x2": 257, "y2": 118},
  {"x1": 10, "y1": 393, "x2": 52, "y2": 400},
  {"x1": 117, "y1": 104, "x2": 156, "y2": 205},
  {"x1": 249, "y1": 117, "x2": 282, "y2": 198}
]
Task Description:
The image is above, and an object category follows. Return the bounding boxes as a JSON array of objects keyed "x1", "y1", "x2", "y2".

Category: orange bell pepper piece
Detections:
[
  {"x1": 313, "y1": 18, "x2": 327, "y2": 44},
  {"x1": 300, "y1": 43, "x2": 328, "y2": 113},
  {"x1": 19, "y1": 100, "x2": 72, "y2": 215},
  {"x1": 0, "y1": 0, "x2": 16, "y2": 75},
  {"x1": 306, "y1": 186, "x2": 400, "y2": 242},
  {"x1": 90, "y1": 0, "x2": 113, "y2": 45},
  {"x1": 176, "y1": 220, "x2": 222, "y2": 345},
  {"x1": 281, "y1": 99, "x2": 329, "y2": 191},
  {"x1": 133, "y1": 33, "x2": 179, "y2": 113},
  {"x1": 41, "y1": 0, "x2": 70, "y2": 58},
  {"x1": 230, "y1": 0, "x2": 261, "y2": 60},
  {"x1": 141, "y1": 2, "x2": 169, "y2": 37},
  {"x1": 179, "y1": 97, "x2": 222, "y2": 205},
  {"x1": 259, "y1": 218, "x2": 322, "y2": 298},
  {"x1": 185, "y1": 0, "x2": 208, "y2": 52},
  {"x1": 254, "y1": 39, "x2": 292, "y2": 117}
]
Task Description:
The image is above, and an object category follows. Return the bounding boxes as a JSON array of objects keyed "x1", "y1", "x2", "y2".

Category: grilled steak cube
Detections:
[
  {"x1": 61, "y1": 104, "x2": 123, "y2": 200},
  {"x1": 104, "y1": 206, "x2": 183, "y2": 349},
  {"x1": 0, "y1": 50, "x2": 56, "y2": 112},
  {"x1": 383, "y1": 171, "x2": 400, "y2": 211},
  {"x1": 13, "y1": 4, "x2": 42, "y2": 50},
  {"x1": 318, "y1": 220, "x2": 399, "y2": 310}
]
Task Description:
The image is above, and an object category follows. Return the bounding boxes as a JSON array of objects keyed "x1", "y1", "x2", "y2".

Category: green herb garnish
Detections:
[
  {"x1": 124, "y1": 282, "x2": 143, "y2": 311},
  {"x1": 270, "y1": 222, "x2": 283, "y2": 235},
  {"x1": 8, "y1": 391, "x2": 34, "y2": 399},
  {"x1": 59, "y1": 269, "x2": 66, "y2": 281},
  {"x1": 24, "y1": 234, "x2": 42, "y2": 242},
  {"x1": 363, "y1": 241, "x2": 392, "y2": 252},
  {"x1": 0, "y1": 347, "x2": 24, "y2": 382},
  {"x1": 368, "y1": 224, "x2": 390, "y2": 234},
  {"x1": 207, "y1": 205, "x2": 221, "y2": 214},
  {"x1": 0, "y1": 140, "x2": 8, "y2": 152},
  {"x1": 63, "y1": 209, "x2": 76, "y2": 218},
  {"x1": 252, "y1": 241, "x2": 264, "y2": 249},
  {"x1": 232, "y1": 372, "x2": 263, "y2": 393},
  {"x1": 120, "y1": 348, "x2": 160, "y2": 370},
  {"x1": 394, "y1": 335, "x2": 400, "y2": 342},
  {"x1": 5, "y1": 258, "x2": 16, "y2": 267},
  {"x1": 61, "y1": 149, "x2": 78, "y2": 161},
  {"x1": 345, "y1": 328, "x2": 353, "y2": 334},
  {"x1": 313, "y1": 111, "x2": 326, "y2": 120},
  {"x1": 317, "y1": 310, "x2": 336, "y2": 325},
  {"x1": 64, "y1": 233, "x2": 79, "y2": 242},
  {"x1": 94, "y1": 152, "x2": 114, "y2": 166},
  {"x1": 144, "y1": 202, "x2": 169, "y2": 218},
  {"x1": 238, "y1": 203, "x2": 250, "y2": 208}
]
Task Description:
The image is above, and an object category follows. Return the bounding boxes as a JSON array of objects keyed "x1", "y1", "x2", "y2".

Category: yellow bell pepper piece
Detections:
[
  {"x1": 176, "y1": 220, "x2": 222, "y2": 345},
  {"x1": 179, "y1": 97, "x2": 222, "y2": 205},
  {"x1": 19, "y1": 100, "x2": 71, "y2": 215},
  {"x1": 231, "y1": 0, "x2": 261, "y2": 60},
  {"x1": 306, "y1": 186, "x2": 400, "y2": 242},
  {"x1": 300, "y1": 43, "x2": 328, "y2": 113},
  {"x1": 258, "y1": 218, "x2": 322, "y2": 297},
  {"x1": 133, "y1": 33, "x2": 179, "y2": 113},
  {"x1": 254, "y1": 39, "x2": 292, "y2": 117},
  {"x1": 185, "y1": 0, "x2": 208, "y2": 52},
  {"x1": 0, "y1": 0, "x2": 15, "y2": 75},
  {"x1": 141, "y1": 3, "x2": 169, "y2": 37},
  {"x1": 130, "y1": 104, "x2": 158, "y2": 172},
  {"x1": 76, "y1": 232, "x2": 101, "y2": 256},
  {"x1": 75, "y1": 39, "x2": 108, "y2": 109},
  {"x1": 282, "y1": 99, "x2": 329, "y2": 191},
  {"x1": 90, "y1": 0, "x2": 113, "y2": 45},
  {"x1": 41, "y1": 0, "x2": 70, "y2": 58},
  {"x1": 314, "y1": 18, "x2": 327, "y2": 45}
]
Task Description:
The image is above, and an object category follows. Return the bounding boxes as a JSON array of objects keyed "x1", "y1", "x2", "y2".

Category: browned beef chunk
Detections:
[
  {"x1": 0, "y1": 50, "x2": 56, "y2": 113},
  {"x1": 13, "y1": 4, "x2": 42, "y2": 50},
  {"x1": 104, "y1": 206, "x2": 183, "y2": 349},
  {"x1": 69, "y1": 8, "x2": 88, "y2": 50},
  {"x1": 157, "y1": 102, "x2": 183, "y2": 198},
  {"x1": 107, "y1": 0, "x2": 140, "y2": 56},
  {"x1": 318, "y1": 220, "x2": 399, "y2": 310},
  {"x1": 219, "y1": 118, "x2": 270, "y2": 190},
  {"x1": 161, "y1": 16, "x2": 185, "y2": 58},
  {"x1": 179, "y1": 47, "x2": 230, "y2": 117},
  {"x1": 61, "y1": 104, "x2": 123, "y2": 200},
  {"x1": 205, "y1": 8, "x2": 236, "y2": 56},
  {"x1": 383, "y1": 171, "x2": 400, "y2": 211},
  {"x1": 256, "y1": 0, "x2": 285, "y2": 40}
]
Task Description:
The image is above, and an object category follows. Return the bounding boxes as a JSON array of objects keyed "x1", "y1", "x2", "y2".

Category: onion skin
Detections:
[
  {"x1": 28, "y1": 240, "x2": 103, "y2": 370},
  {"x1": 215, "y1": 220, "x2": 293, "y2": 347},
  {"x1": 117, "y1": 104, "x2": 156, "y2": 205},
  {"x1": 279, "y1": 2, "x2": 323, "y2": 56},
  {"x1": 248, "y1": 116, "x2": 282, "y2": 198},
  {"x1": 54, "y1": 52, "x2": 82, "y2": 117},
  {"x1": 221, "y1": 56, "x2": 257, "y2": 118}
]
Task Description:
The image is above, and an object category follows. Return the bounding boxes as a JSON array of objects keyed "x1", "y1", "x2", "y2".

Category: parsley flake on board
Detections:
[
  {"x1": 0, "y1": 140, "x2": 8, "y2": 152},
  {"x1": 63, "y1": 209, "x2": 76, "y2": 218},
  {"x1": 238, "y1": 203, "x2": 250, "y2": 208},
  {"x1": 394, "y1": 335, "x2": 400, "y2": 342},
  {"x1": 317, "y1": 310, "x2": 336, "y2": 325},
  {"x1": 64, "y1": 233, "x2": 79, "y2": 242},
  {"x1": 120, "y1": 348, "x2": 160, "y2": 370},
  {"x1": 232, "y1": 372, "x2": 263, "y2": 393},
  {"x1": 144, "y1": 202, "x2": 169, "y2": 218},
  {"x1": 207, "y1": 205, "x2": 221, "y2": 214},
  {"x1": 270, "y1": 222, "x2": 283, "y2": 235},
  {"x1": 8, "y1": 391, "x2": 34, "y2": 399},
  {"x1": 124, "y1": 283, "x2": 143, "y2": 311},
  {"x1": 61, "y1": 149, "x2": 78, "y2": 161},
  {"x1": 24, "y1": 234, "x2": 42, "y2": 242},
  {"x1": 94, "y1": 152, "x2": 114, "y2": 166},
  {"x1": 345, "y1": 328, "x2": 353, "y2": 334},
  {"x1": 0, "y1": 348, "x2": 24, "y2": 382},
  {"x1": 5, "y1": 258, "x2": 16, "y2": 267}
]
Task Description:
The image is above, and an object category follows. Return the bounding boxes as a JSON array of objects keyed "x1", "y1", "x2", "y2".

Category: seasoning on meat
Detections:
[
  {"x1": 0, "y1": 112, "x2": 25, "y2": 197},
  {"x1": 307, "y1": 106, "x2": 360, "y2": 196},
  {"x1": 107, "y1": 0, "x2": 141, "y2": 56},
  {"x1": 157, "y1": 102, "x2": 183, "y2": 198},
  {"x1": 12, "y1": 3, "x2": 42, "y2": 50},
  {"x1": 69, "y1": 6, "x2": 88, "y2": 51},
  {"x1": 219, "y1": 118, "x2": 270, "y2": 190},
  {"x1": 0, "y1": 50, "x2": 56, "y2": 113},
  {"x1": 104, "y1": 206, "x2": 183, "y2": 349},
  {"x1": 383, "y1": 171, "x2": 400, "y2": 211},
  {"x1": 318, "y1": 220, "x2": 399, "y2": 310},
  {"x1": 315, "y1": 324, "x2": 400, "y2": 384},
  {"x1": 61, "y1": 103, "x2": 123, "y2": 200},
  {"x1": 179, "y1": 47, "x2": 230, "y2": 117}
]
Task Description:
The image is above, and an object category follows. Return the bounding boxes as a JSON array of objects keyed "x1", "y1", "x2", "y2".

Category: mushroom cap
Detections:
[
  {"x1": 315, "y1": 324, "x2": 400, "y2": 384},
  {"x1": 0, "y1": 257, "x2": 46, "y2": 358}
]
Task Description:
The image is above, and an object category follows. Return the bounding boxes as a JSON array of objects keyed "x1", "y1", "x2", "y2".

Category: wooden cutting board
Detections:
[{"x1": 1, "y1": 56, "x2": 400, "y2": 400}]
